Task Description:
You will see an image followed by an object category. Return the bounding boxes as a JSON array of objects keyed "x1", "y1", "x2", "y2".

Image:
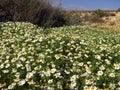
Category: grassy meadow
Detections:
[{"x1": 0, "y1": 22, "x2": 120, "y2": 90}]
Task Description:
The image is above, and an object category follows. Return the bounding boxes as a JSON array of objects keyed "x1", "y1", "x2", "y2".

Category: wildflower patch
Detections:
[{"x1": 0, "y1": 22, "x2": 120, "y2": 90}]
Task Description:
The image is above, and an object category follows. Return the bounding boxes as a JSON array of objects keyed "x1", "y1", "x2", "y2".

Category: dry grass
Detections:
[
  {"x1": 63, "y1": 10, "x2": 120, "y2": 31},
  {"x1": 80, "y1": 11, "x2": 120, "y2": 31},
  {"x1": 93, "y1": 12, "x2": 120, "y2": 31}
]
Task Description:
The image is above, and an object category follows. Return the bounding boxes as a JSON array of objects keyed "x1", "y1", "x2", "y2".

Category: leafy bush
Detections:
[
  {"x1": 83, "y1": 13, "x2": 104, "y2": 23},
  {"x1": 85, "y1": 9, "x2": 109, "y2": 23},
  {"x1": 110, "y1": 13, "x2": 116, "y2": 16},
  {"x1": 118, "y1": 8, "x2": 120, "y2": 11},
  {"x1": 93, "y1": 9, "x2": 109, "y2": 17},
  {"x1": 47, "y1": 9, "x2": 68, "y2": 28},
  {"x1": 67, "y1": 13, "x2": 83, "y2": 25},
  {"x1": 0, "y1": 22, "x2": 120, "y2": 90},
  {"x1": 0, "y1": 0, "x2": 68, "y2": 28},
  {"x1": 90, "y1": 15, "x2": 104, "y2": 23}
]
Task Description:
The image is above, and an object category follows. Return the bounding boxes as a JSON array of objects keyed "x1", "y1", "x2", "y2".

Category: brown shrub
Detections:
[{"x1": 0, "y1": 0, "x2": 68, "y2": 28}]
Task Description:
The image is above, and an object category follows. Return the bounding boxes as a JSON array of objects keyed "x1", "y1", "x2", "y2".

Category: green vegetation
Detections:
[
  {"x1": 0, "y1": 22, "x2": 120, "y2": 90},
  {"x1": 118, "y1": 8, "x2": 120, "y2": 11},
  {"x1": 87, "y1": 9, "x2": 109, "y2": 23},
  {"x1": 82, "y1": 10, "x2": 106, "y2": 24},
  {"x1": 65, "y1": 11, "x2": 83, "y2": 25},
  {"x1": 93, "y1": 9, "x2": 109, "y2": 17}
]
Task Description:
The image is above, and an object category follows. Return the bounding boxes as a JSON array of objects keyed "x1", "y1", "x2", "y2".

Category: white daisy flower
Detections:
[
  {"x1": 109, "y1": 73, "x2": 115, "y2": 77},
  {"x1": 54, "y1": 73, "x2": 61, "y2": 78},
  {"x1": 26, "y1": 72, "x2": 33, "y2": 79},
  {"x1": 114, "y1": 63, "x2": 120, "y2": 70},
  {"x1": 70, "y1": 81, "x2": 76, "y2": 88},
  {"x1": 50, "y1": 68, "x2": 56, "y2": 73},
  {"x1": 25, "y1": 64, "x2": 31, "y2": 71},
  {"x1": 8, "y1": 82, "x2": 16, "y2": 89},
  {"x1": 18, "y1": 79, "x2": 26, "y2": 86},
  {"x1": 48, "y1": 79, "x2": 53, "y2": 84},
  {"x1": 97, "y1": 71, "x2": 103, "y2": 76}
]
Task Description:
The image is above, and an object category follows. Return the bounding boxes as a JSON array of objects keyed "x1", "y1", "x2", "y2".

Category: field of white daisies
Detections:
[{"x1": 0, "y1": 22, "x2": 120, "y2": 90}]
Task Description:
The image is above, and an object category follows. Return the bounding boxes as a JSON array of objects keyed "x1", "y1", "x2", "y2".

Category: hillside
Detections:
[
  {"x1": 0, "y1": 22, "x2": 120, "y2": 90},
  {"x1": 66, "y1": 10, "x2": 120, "y2": 31}
]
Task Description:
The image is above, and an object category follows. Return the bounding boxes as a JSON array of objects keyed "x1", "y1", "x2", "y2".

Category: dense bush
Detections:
[
  {"x1": 85, "y1": 9, "x2": 109, "y2": 23},
  {"x1": 90, "y1": 15, "x2": 104, "y2": 23},
  {"x1": 93, "y1": 9, "x2": 109, "y2": 17},
  {"x1": 63, "y1": 11, "x2": 83, "y2": 26},
  {"x1": 118, "y1": 8, "x2": 120, "y2": 11},
  {"x1": 68, "y1": 13, "x2": 83, "y2": 25},
  {"x1": 0, "y1": 0, "x2": 68, "y2": 28},
  {"x1": 83, "y1": 13, "x2": 104, "y2": 23},
  {"x1": 110, "y1": 13, "x2": 116, "y2": 16}
]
